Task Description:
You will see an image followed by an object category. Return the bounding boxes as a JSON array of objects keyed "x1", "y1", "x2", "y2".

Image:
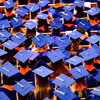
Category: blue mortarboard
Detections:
[
  {"x1": 77, "y1": 19, "x2": 92, "y2": 31},
  {"x1": 43, "y1": 97, "x2": 52, "y2": 100},
  {"x1": 52, "y1": 74, "x2": 75, "y2": 87},
  {"x1": 10, "y1": 16, "x2": 23, "y2": 28},
  {"x1": 63, "y1": 5, "x2": 75, "y2": 11},
  {"x1": 12, "y1": 79, "x2": 34, "y2": 96},
  {"x1": 46, "y1": 49, "x2": 65, "y2": 63},
  {"x1": 15, "y1": 7, "x2": 29, "y2": 17},
  {"x1": 10, "y1": 32, "x2": 27, "y2": 45},
  {"x1": 0, "y1": 13, "x2": 5, "y2": 20},
  {"x1": 14, "y1": 49, "x2": 33, "y2": 63},
  {"x1": 91, "y1": 86, "x2": 100, "y2": 96},
  {"x1": 93, "y1": 71, "x2": 100, "y2": 82},
  {"x1": 3, "y1": 0, "x2": 15, "y2": 9},
  {"x1": 38, "y1": 0, "x2": 50, "y2": 7},
  {"x1": 55, "y1": 35, "x2": 72, "y2": 49},
  {"x1": 86, "y1": 34, "x2": 100, "y2": 44},
  {"x1": 62, "y1": 50, "x2": 71, "y2": 59},
  {"x1": 0, "y1": 29, "x2": 11, "y2": 42},
  {"x1": 23, "y1": 20, "x2": 38, "y2": 30},
  {"x1": 31, "y1": 34, "x2": 47, "y2": 48},
  {"x1": 33, "y1": 66, "x2": 54, "y2": 78},
  {"x1": 79, "y1": 47, "x2": 98, "y2": 61},
  {"x1": 69, "y1": 65, "x2": 89, "y2": 79},
  {"x1": 0, "y1": 19, "x2": 11, "y2": 29},
  {"x1": 0, "y1": 61, "x2": 19, "y2": 77},
  {"x1": 53, "y1": 86, "x2": 79, "y2": 100},
  {"x1": 60, "y1": 11, "x2": 74, "y2": 21},
  {"x1": 74, "y1": 0, "x2": 84, "y2": 8},
  {"x1": 0, "y1": 92, "x2": 10, "y2": 100},
  {"x1": 67, "y1": 31, "x2": 83, "y2": 40},
  {"x1": 25, "y1": 3, "x2": 40, "y2": 13},
  {"x1": 44, "y1": 35, "x2": 54, "y2": 45},
  {"x1": 65, "y1": 55, "x2": 83, "y2": 66},
  {"x1": 50, "y1": 19, "x2": 63, "y2": 29},
  {"x1": 0, "y1": 49, "x2": 7, "y2": 56},
  {"x1": 2, "y1": 40, "x2": 19, "y2": 50},
  {"x1": 36, "y1": 13, "x2": 49, "y2": 20}
]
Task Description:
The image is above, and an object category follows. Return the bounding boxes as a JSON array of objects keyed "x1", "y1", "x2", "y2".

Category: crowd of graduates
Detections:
[{"x1": 0, "y1": 0, "x2": 100, "y2": 100}]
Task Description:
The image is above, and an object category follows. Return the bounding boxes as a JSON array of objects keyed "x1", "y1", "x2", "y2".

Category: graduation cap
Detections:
[
  {"x1": 31, "y1": 33, "x2": 47, "y2": 48},
  {"x1": 93, "y1": 71, "x2": 100, "y2": 82},
  {"x1": 63, "y1": 5, "x2": 75, "y2": 11},
  {"x1": 65, "y1": 55, "x2": 83, "y2": 66},
  {"x1": 0, "y1": 29, "x2": 11, "y2": 42},
  {"x1": 0, "y1": 92, "x2": 10, "y2": 100},
  {"x1": 49, "y1": 19, "x2": 63, "y2": 29},
  {"x1": 0, "y1": 61, "x2": 19, "y2": 77},
  {"x1": 23, "y1": 20, "x2": 38, "y2": 30},
  {"x1": 67, "y1": 30, "x2": 83, "y2": 40},
  {"x1": 79, "y1": 47, "x2": 98, "y2": 61},
  {"x1": 52, "y1": 74, "x2": 75, "y2": 87},
  {"x1": 36, "y1": 13, "x2": 49, "y2": 20},
  {"x1": 38, "y1": 0, "x2": 50, "y2": 7},
  {"x1": 3, "y1": 0, "x2": 15, "y2": 9},
  {"x1": 55, "y1": 35, "x2": 72, "y2": 49},
  {"x1": 53, "y1": 86, "x2": 79, "y2": 100},
  {"x1": 62, "y1": 49, "x2": 71, "y2": 59},
  {"x1": 0, "y1": 13, "x2": 5, "y2": 20},
  {"x1": 14, "y1": 49, "x2": 33, "y2": 63},
  {"x1": 10, "y1": 16, "x2": 23, "y2": 28},
  {"x1": 15, "y1": 7, "x2": 29, "y2": 17},
  {"x1": 44, "y1": 35, "x2": 54, "y2": 45},
  {"x1": 60, "y1": 11, "x2": 74, "y2": 21},
  {"x1": 12, "y1": 79, "x2": 34, "y2": 96},
  {"x1": 74, "y1": 0, "x2": 84, "y2": 8},
  {"x1": 33, "y1": 66, "x2": 54, "y2": 78},
  {"x1": 0, "y1": 19, "x2": 11, "y2": 29},
  {"x1": 0, "y1": 49, "x2": 7, "y2": 56},
  {"x1": 25, "y1": 3, "x2": 40, "y2": 13},
  {"x1": 91, "y1": 86, "x2": 100, "y2": 96},
  {"x1": 86, "y1": 34, "x2": 100, "y2": 44},
  {"x1": 46, "y1": 49, "x2": 65, "y2": 63},
  {"x1": 77, "y1": 19, "x2": 91, "y2": 31},
  {"x1": 69, "y1": 65, "x2": 89, "y2": 79},
  {"x1": 2, "y1": 40, "x2": 19, "y2": 50},
  {"x1": 10, "y1": 32, "x2": 27, "y2": 45}
]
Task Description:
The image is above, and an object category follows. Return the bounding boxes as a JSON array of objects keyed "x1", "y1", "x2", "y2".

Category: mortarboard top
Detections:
[
  {"x1": 0, "y1": 61, "x2": 19, "y2": 77},
  {"x1": 0, "y1": 19, "x2": 11, "y2": 29},
  {"x1": 12, "y1": 79, "x2": 34, "y2": 96},
  {"x1": 55, "y1": 35, "x2": 72, "y2": 49},
  {"x1": 74, "y1": 0, "x2": 84, "y2": 8},
  {"x1": 36, "y1": 13, "x2": 49, "y2": 20},
  {"x1": 10, "y1": 32, "x2": 27, "y2": 45},
  {"x1": 38, "y1": 0, "x2": 50, "y2": 7},
  {"x1": 69, "y1": 65, "x2": 89, "y2": 79},
  {"x1": 31, "y1": 33, "x2": 47, "y2": 48},
  {"x1": 63, "y1": 5, "x2": 75, "y2": 11},
  {"x1": 44, "y1": 35, "x2": 54, "y2": 45},
  {"x1": 67, "y1": 30, "x2": 83, "y2": 40},
  {"x1": 0, "y1": 13, "x2": 5, "y2": 20},
  {"x1": 2, "y1": 40, "x2": 19, "y2": 50},
  {"x1": 49, "y1": 19, "x2": 63, "y2": 29},
  {"x1": 91, "y1": 86, "x2": 100, "y2": 96},
  {"x1": 86, "y1": 34, "x2": 100, "y2": 44},
  {"x1": 23, "y1": 20, "x2": 38, "y2": 30},
  {"x1": 53, "y1": 86, "x2": 79, "y2": 100},
  {"x1": 90, "y1": 96, "x2": 100, "y2": 100},
  {"x1": 33, "y1": 66, "x2": 54, "y2": 78},
  {"x1": 46, "y1": 49, "x2": 65, "y2": 63},
  {"x1": 14, "y1": 49, "x2": 33, "y2": 63},
  {"x1": 79, "y1": 47, "x2": 98, "y2": 61},
  {"x1": 3, "y1": 0, "x2": 15, "y2": 9},
  {"x1": 0, "y1": 29, "x2": 11, "y2": 42},
  {"x1": 77, "y1": 19, "x2": 92, "y2": 31},
  {"x1": 93, "y1": 71, "x2": 100, "y2": 82},
  {"x1": 60, "y1": 11, "x2": 74, "y2": 21},
  {"x1": 25, "y1": 3, "x2": 40, "y2": 13},
  {"x1": 0, "y1": 92, "x2": 10, "y2": 100},
  {"x1": 10, "y1": 16, "x2": 23, "y2": 28},
  {"x1": 15, "y1": 7, "x2": 29, "y2": 17},
  {"x1": 0, "y1": 49, "x2": 7, "y2": 56},
  {"x1": 43, "y1": 97, "x2": 52, "y2": 100},
  {"x1": 65, "y1": 55, "x2": 83, "y2": 66},
  {"x1": 52, "y1": 73, "x2": 75, "y2": 87}
]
